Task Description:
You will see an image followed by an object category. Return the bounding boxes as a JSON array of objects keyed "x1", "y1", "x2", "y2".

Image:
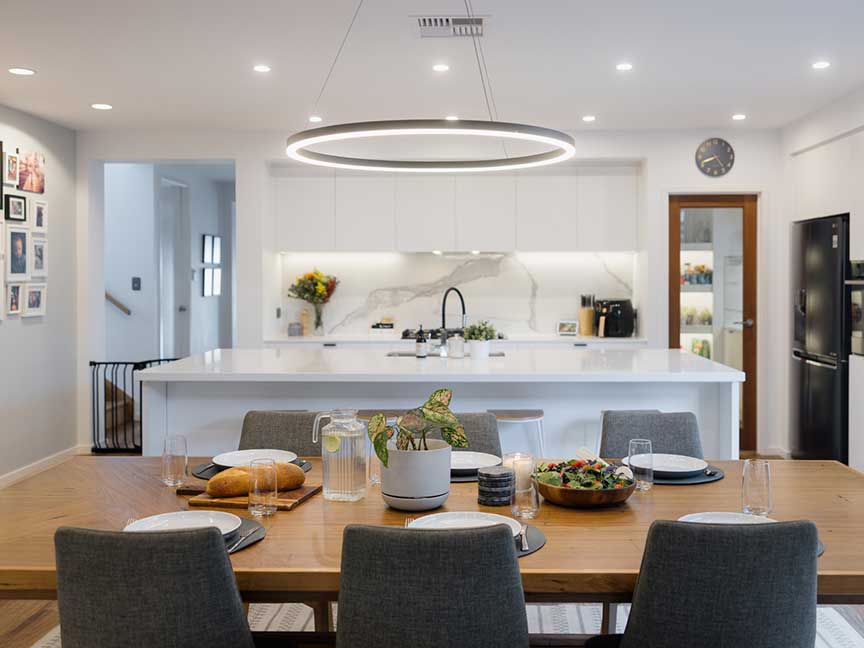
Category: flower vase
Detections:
[{"x1": 313, "y1": 303, "x2": 325, "y2": 336}]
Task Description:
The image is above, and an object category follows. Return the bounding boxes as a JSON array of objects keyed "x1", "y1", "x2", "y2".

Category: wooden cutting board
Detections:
[{"x1": 187, "y1": 484, "x2": 322, "y2": 511}]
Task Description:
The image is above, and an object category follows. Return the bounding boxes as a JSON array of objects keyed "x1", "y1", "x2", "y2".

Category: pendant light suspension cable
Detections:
[{"x1": 309, "y1": 0, "x2": 366, "y2": 119}]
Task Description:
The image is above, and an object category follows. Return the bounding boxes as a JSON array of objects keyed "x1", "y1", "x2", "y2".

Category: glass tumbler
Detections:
[
  {"x1": 249, "y1": 458, "x2": 278, "y2": 517},
  {"x1": 161, "y1": 435, "x2": 188, "y2": 487},
  {"x1": 628, "y1": 439, "x2": 653, "y2": 492},
  {"x1": 505, "y1": 453, "x2": 539, "y2": 519},
  {"x1": 742, "y1": 459, "x2": 772, "y2": 516}
]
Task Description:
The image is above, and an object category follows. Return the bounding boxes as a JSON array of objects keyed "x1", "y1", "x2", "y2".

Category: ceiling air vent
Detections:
[{"x1": 416, "y1": 16, "x2": 484, "y2": 38}]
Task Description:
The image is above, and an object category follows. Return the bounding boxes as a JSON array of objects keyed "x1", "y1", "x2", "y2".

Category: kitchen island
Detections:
[{"x1": 138, "y1": 347, "x2": 744, "y2": 459}]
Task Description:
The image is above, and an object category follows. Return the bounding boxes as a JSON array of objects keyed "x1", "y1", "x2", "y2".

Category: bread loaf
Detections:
[{"x1": 206, "y1": 462, "x2": 306, "y2": 497}]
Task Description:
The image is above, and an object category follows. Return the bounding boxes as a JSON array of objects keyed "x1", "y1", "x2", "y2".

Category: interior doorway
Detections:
[
  {"x1": 157, "y1": 178, "x2": 191, "y2": 358},
  {"x1": 668, "y1": 194, "x2": 758, "y2": 452}
]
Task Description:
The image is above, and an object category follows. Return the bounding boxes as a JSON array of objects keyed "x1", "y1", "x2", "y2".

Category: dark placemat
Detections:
[
  {"x1": 652, "y1": 465, "x2": 724, "y2": 485},
  {"x1": 226, "y1": 517, "x2": 266, "y2": 554},
  {"x1": 193, "y1": 458, "x2": 312, "y2": 481},
  {"x1": 451, "y1": 473, "x2": 479, "y2": 483},
  {"x1": 516, "y1": 524, "x2": 546, "y2": 559}
]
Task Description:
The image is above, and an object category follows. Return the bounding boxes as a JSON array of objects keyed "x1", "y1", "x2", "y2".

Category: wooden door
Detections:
[{"x1": 669, "y1": 195, "x2": 758, "y2": 453}]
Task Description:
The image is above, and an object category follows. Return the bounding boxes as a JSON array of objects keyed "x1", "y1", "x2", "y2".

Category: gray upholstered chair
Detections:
[
  {"x1": 239, "y1": 410, "x2": 320, "y2": 456},
  {"x1": 585, "y1": 520, "x2": 819, "y2": 648},
  {"x1": 55, "y1": 527, "x2": 255, "y2": 648},
  {"x1": 599, "y1": 410, "x2": 703, "y2": 458},
  {"x1": 433, "y1": 412, "x2": 502, "y2": 456},
  {"x1": 337, "y1": 524, "x2": 528, "y2": 648}
]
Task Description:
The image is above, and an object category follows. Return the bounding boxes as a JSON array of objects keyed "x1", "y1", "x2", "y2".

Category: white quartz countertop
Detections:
[
  {"x1": 139, "y1": 347, "x2": 744, "y2": 383},
  {"x1": 264, "y1": 333, "x2": 648, "y2": 345}
]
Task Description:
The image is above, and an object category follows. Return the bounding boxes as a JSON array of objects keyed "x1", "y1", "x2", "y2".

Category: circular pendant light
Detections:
[{"x1": 285, "y1": 119, "x2": 575, "y2": 173}]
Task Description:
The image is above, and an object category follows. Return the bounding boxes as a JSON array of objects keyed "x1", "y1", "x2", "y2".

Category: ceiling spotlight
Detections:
[
  {"x1": 470, "y1": 250, "x2": 480, "y2": 255},
  {"x1": 253, "y1": 64, "x2": 272, "y2": 73},
  {"x1": 432, "y1": 63, "x2": 450, "y2": 72},
  {"x1": 445, "y1": 115, "x2": 459, "y2": 121},
  {"x1": 811, "y1": 61, "x2": 831, "y2": 70},
  {"x1": 616, "y1": 62, "x2": 633, "y2": 71},
  {"x1": 308, "y1": 115, "x2": 323, "y2": 123},
  {"x1": 8, "y1": 67, "x2": 36, "y2": 76},
  {"x1": 432, "y1": 250, "x2": 443, "y2": 255},
  {"x1": 91, "y1": 103, "x2": 113, "y2": 110},
  {"x1": 582, "y1": 115, "x2": 596, "y2": 123},
  {"x1": 732, "y1": 113, "x2": 747, "y2": 121}
]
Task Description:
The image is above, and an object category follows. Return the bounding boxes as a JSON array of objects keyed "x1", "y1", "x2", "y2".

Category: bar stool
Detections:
[{"x1": 487, "y1": 409, "x2": 545, "y2": 457}]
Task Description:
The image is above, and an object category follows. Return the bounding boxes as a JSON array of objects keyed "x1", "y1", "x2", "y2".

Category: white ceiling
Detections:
[{"x1": 1, "y1": 0, "x2": 863, "y2": 133}]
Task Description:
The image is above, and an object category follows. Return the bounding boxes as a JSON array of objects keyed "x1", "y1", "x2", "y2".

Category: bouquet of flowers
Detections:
[{"x1": 288, "y1": 269, "x2": 338, "y2": 333}]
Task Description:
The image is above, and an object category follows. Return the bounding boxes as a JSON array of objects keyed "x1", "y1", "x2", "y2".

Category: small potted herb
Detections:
[{"x1": 463, "y1": 320, "x2": 497, "y2": 360}]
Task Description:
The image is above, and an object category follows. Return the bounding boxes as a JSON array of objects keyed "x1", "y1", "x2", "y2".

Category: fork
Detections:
[{"x1": 403, "y1": 516, "x2": 415, "y2": 528}]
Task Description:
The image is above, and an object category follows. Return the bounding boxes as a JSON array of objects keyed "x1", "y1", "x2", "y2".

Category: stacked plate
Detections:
[
  {"x1": 477, "y1": 466, "x2": 514, "y2": 507},
  {"x1": 124, "y1": 511, "x2": 243, "y2": 537},
  {"x1": 623, "y1": 453, "x2": 708, "y2": 479},
  {"x1": 407, "y1": 511, "x2": 521, "y2": 536}
]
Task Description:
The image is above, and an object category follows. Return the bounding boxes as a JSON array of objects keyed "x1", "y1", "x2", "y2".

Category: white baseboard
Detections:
[{"x1": 0, "y1": 444, "x2": 91, "y2": 490}]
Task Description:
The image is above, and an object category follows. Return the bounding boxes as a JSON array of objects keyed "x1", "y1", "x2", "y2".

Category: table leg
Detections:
[
  {"x1": 310, "y1": 600, "x2": 330, "y2": 631},
  {"x1": 601, "y1": 602, "x2": 619, "y2": 634}
]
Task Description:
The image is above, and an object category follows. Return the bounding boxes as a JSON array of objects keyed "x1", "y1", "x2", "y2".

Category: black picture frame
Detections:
[
  {"x1": 0, "y1": 141, "x2": 4, "y2": 207},
  {"x1": 4, "y1": 193, "x2": 26, "y2": 222},
  {"x1": 202, "y1": 234, "x2": 213, "y2": 264}
]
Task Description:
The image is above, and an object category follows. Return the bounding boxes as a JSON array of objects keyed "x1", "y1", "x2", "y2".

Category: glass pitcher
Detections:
[{"x1": 313, "y1": 409, "x2": 368, "y2": 502}]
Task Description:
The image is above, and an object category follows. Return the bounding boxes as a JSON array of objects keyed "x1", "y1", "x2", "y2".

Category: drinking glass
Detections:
[
  {"x1": 505, "y1": 452, "x2": 540, "y2": 519},
  {"x1": 249, "y1": 458, "x2": 278, "y2": 517},
  {"x1": 367, "y1": 438, "x2": 381, "y2": 487},
  {"x1": 160, "y1": 435, "x2": 188, "y2": 487},
  {"x1": 742, "y1": 459, "x2": 772, "y2": 516},
  {"x1": 628, "y1": 439, "x2": 653, "y2": 492}
]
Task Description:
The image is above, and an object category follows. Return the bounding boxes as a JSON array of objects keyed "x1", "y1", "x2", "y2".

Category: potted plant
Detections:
[
  {"x1": 463, "y1": 320, "x2": 497, "y2": 360},
  {"x1": 287, "y1": 269, "x2": 338, "y2": 335},
  {"x1": 367, "y1": 389, "x2": 468, "y2": 511}
]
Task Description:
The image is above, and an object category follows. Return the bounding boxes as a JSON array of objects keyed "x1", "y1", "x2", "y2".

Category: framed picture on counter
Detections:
[{"x1": 557, "y1": 320, "x2": 579, "y2": 336}]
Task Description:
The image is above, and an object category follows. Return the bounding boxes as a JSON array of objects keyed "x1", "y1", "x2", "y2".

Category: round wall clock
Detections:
[{"x1": 695, "y1": 138, "x2": 734, "y2": 177}]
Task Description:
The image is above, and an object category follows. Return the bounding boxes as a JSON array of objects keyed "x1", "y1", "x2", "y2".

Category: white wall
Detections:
[{"x1": 0, "y1": 104, "x2": 81, "y2": 480}]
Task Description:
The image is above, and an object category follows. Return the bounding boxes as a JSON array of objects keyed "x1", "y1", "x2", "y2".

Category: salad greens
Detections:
[{"x1": 535, "y1": 458, "x2": 633, "y2": 490}]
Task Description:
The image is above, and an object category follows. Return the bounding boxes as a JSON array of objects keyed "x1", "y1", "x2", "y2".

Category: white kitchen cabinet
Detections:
[
  {"x1": 575, "y1": 168, "x2": 639, "y2": 251},
  {"x1": 274, "y1": 172, "x2": 335, "y2": 251},
  {"x1": 850, "y1": 355, "x2": 864, "y2": 473},
  {"x1": 515, "y1": 174, "x2": 579, "y2": 250},
  {"x1": 395, "y1": 176, "x2": 456, "y2": 252},
  {"x1": 849, "y1": 133, "x2": 864, "y2": 260},
  {"x1": 454, "y1": 175, "x2": 516, "y2": 251},
  {"x1": 334, "y1": 174, "x2": 396, "y2": 251},
  {"x1": 793, "y1": 136, "x2": 854, "y2": 221}
]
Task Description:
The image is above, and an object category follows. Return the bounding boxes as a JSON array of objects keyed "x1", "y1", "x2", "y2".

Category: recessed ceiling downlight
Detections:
[
  {"x1": 253, "y1": 64, "x2": 272, "y2": 73},
  {"x1": 615, "y1": 62, "x2": 633, "y2": 71},
  {"x1": 812, "y1": 60, "x2": 831, "y2": 70},
  {"x1": 582, "y1": 115, "x2": 596, "y2": 123},
  {"x1": 732, "y1": 113, "x2": 747, "y2": 121},
  {"x1": 285, "y1": 119, "x2": 576, "y2": 173},
  {"x1": 8, "y1": 67, "x2": 36, "y2": 76},
  {"x1": 445, "y1": 115, "x2": 459, "y2": 121},
  {"x1": 432, "y1": 63, "x2": 450, "y2": 72},
  {"x1": 308, "y1": 115, "x2": 323, "y2": 123},
  {"x1": 91, "y1": 103, "x2": 113, "y2": 110}
]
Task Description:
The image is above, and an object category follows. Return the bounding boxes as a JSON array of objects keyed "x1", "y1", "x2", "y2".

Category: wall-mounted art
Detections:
[
  {"x1": 203, "y1": 267, "x2": 213, "y2": 297},
  {"x1": 6, "y1": 284, "x2": 22, "y2": 316},
  {"x1": 212, "y1": 267, "x2": 222, "y2": 296},
  {"x1": 17, "y1": 151, "x2": 45, "y2": 194},
  {"x1": 4, "y1": 194, "x2": 26, "y2": 222},
  {"x1": 6, "y1": 226, "x2": 30, "y2": 281},
  {"x1": 23, "y1": 283, "x2": 46, "y2": 317},
  {"x1": 31, "y1": 237, "x2": 46, "y2": 279},
  {"x1": 202, "y1": 234, "x2": 213, "y2": 264},
  {"x1": 32, "y1": 200, "x2": 47, "y2": 233},
  {"x1": 4, "y1": 149, "x2": 19, "y2": 186}
]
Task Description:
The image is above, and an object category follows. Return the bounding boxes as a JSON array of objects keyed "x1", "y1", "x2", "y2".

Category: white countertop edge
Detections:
[{"x1": 264, "y1": 335, "x2": 649, "y2": 345}]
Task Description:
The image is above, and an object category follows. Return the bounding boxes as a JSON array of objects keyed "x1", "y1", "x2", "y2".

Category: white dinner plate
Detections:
[
  {"x1": 451, "y1": 451, "x2": 501, "y2": 473},
  {"x1": 678, "y1": 512, "x2": 776, "y2": 525},
  {"x1": 213, "y1": 448, "x2": 298, "y2": 467},
  {"x1": 408, "y1": 511, "x2": 521, "y2": 537},
  {"x1": 623, "y1": 453, "x2": 708, "y2": 479},
  {"x1": 123, "y1": 511, "x2": 242, "y2": 536}
]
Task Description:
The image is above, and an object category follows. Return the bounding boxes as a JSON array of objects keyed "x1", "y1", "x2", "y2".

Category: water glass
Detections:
[
  {"x1": 160, "y1": 435, "x2": 188, "y2": 487},
  {"x1": 505, "y1": 452, "x2": 540, "y2": 519},
  {"x1": 368, "y1": 439, "x2": 381, "y2": 486},
  {"x1": 742, "y1": 459, "x2": 772, "y2": 516},
  {"x1": 248, "y1": 458, "x2": 278, "y2": 517},
  {"x1": 628, "y1": 439, "x2": 653, "y2": 492}
]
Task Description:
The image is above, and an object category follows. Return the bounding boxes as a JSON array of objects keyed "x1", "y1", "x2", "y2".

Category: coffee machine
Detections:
[{"x1": 594, "y1": 299, "x2": 635, "y2": 337}]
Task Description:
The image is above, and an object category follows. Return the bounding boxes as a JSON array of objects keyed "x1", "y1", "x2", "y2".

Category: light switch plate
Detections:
[{"x1": 132, "y1": 277, "x2": 141, "y2": 291}]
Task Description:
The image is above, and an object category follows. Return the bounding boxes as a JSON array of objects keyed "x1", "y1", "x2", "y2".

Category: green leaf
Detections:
[
  {"x1": 420, "y1": 401, "x2": 459, "y2": 428},
  {"x1": 367, "y1": 413, "x2": 387, "y2": 443},
  {"x1": 440, "y1": 425, "x2": 469, "y2": 448},
  {"x1": 536, "y1": 471, "x2": 562, "y2": 487},
  {"x1": 425, "y1": 388, "x2": 453, "y2": 407},
  {"x1": 373, "y1": 430, "x2": 389, "y2": 468},
  {"x1": 396, "y1": 411, "x2": 424, "y2": 434},
  {"x1": 396, "y1": 428, "x2": 415, "y2": 451}
]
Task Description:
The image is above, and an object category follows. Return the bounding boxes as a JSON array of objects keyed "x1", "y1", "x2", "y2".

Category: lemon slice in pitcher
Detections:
[{"x1": 323, "y1": 434, "x2": 341, "y2": 453}]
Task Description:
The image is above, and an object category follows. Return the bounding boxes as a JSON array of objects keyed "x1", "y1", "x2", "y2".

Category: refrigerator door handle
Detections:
[
  {"x1": 796, "y1": 288, "x2": 807, "y2": 315},
  {"x1": 792, "y1": 350, "x2": 838, "y2": 370}
]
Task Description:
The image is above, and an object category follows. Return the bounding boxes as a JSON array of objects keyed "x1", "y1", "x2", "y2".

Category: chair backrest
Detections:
[
  {"x1": 337, "y1": 524, "x2": 528, "y2": 648},
  {"x1": 239, "y1": 410, "x2": 320, "y2": 455},
  {"x1": 599, "y1": 410, "x2": 703, "y2": 458},
  {"x1": 428, "y1": 412, "x2": 502, "y2": 456},
  {"x1": 620, "y1": 520, "x2": 818, "y2": 648},
  {"x1": 55, "y1": 527, "x2": 254, "y2": 648}
]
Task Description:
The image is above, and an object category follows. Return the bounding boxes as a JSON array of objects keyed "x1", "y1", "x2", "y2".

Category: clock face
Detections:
[{"x1": 695, "y1": 138, "x2": 734, "y2": 177}]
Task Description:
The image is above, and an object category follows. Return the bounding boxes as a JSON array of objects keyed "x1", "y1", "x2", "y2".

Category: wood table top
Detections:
[{"x1": 1, "y1": 457, "x2": 863, "y2": 603}]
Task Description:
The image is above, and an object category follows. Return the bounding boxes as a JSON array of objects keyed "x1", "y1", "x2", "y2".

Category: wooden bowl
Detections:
[{"x1": 533, "y1": 478, "x2": 636, "y2": 508}]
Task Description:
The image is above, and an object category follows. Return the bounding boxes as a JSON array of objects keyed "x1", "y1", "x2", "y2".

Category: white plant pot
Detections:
[
  {"x1": 380, "y1": 438, "x2": 451, "y2": 511},
  {"x1": 469, "y1": 339, "x2": 491, "y2": 360}
]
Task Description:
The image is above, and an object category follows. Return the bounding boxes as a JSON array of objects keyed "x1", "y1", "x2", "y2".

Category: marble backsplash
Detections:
[{"x1": 280, "y1": 252, "x2": 636, "y2": 336}]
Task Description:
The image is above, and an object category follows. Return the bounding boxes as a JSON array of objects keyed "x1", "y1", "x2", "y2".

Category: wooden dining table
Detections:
[{"x1": 1, "y1": 456, "x2": 863, "y2": 614}]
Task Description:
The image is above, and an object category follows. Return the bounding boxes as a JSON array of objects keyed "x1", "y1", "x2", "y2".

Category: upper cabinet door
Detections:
[
  {"x1": 850, "y1": 133, "x2": 864, "y2": 260},
  {"x1": 274, "y1": 172, "x2": 335, "y2": 251},
  {"x1": 575, "y1": 168, "x2": 639, "y2": 251},
  {"x1": 515, "y1": 174, "x2": 579, "y2": 250},
  {"x1": 455, "y1": 175, "x2": 516, "y2": 251},
  {"x1": 335, "y1": 174, "x2": 396, "y2": 251},
  {"x1": 395, "y1": 176, "x2": 456, "y2": 252}
]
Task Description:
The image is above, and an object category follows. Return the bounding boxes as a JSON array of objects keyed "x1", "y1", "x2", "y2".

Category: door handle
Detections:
[
  {"x1": 733, "y1": 319, "x2": 754, "y2": 327},
  {"x1": 178, "y1": 305, "x2": 188, "y2": 313}
]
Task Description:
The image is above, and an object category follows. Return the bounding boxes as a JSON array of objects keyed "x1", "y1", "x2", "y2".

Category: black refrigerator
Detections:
[{"x1": 791, "y1": 214, "x2": 849, "y2": 464}]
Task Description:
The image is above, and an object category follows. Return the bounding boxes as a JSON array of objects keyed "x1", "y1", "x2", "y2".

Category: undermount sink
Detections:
[{"x1": 386, "y1": 351, "x2": 505, "y2": 358}]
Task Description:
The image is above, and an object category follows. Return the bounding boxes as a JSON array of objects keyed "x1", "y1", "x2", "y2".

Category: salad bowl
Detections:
[{"x1": 533, "y1": 458, "x2": 636, "y2": 508}]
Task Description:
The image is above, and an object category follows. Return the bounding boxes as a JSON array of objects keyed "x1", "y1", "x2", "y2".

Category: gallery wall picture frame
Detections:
[
  {"x1": 212, "y1": 235, "x2": 222, "y2": 264},
  {"x1": 4, "y1": 148, "x2": 20, "y2": 186},
  {"x1": 32, "y1": 200, "x2": 47, "y2": 233},
  {"x1": 6, "y1": 283, "x2": 22, "y2": 316},
  {"x1": 557, "y1": 320, "x2": 579, "y2": 336},
  {"x1": 202, "y1": 234, "x2": 213, "y2": 264},
  {"x1": 212, "y1": 267, "x2": 222, "y2": 296},
  {"x1": 17, "y1": 151, "x2": 45, "y2": 194},
  {"x1": 203, "y1": 267, "x2": 213, "y2": 297},
  {"x1": 0, "y1": 141, "x2": 4, "y2": 206},
  {"x1": 4, "y1": 194, "x2": 26, "y2": 222},
  {"x1": 6, "y1": 226, "x2": 30, "y2": 281},
  {"x1": 31, "y1": 237, "x2": 47, "y2": 278},
  {"x1": 23, "y1": 283, "x2": 47, "y2": 317}
]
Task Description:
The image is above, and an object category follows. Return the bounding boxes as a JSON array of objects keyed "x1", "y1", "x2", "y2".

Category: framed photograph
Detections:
[
  {"x1": 4, "y1": 150, "x2": 19, "y2": 186},
  {"x1": 4, "y1": 194, "x2": 26, "y2": 222},
  {"x1": 6, "y1": 284, "x2": 22, "y2": 316},
  {"x1": 17, "y1": 151, "x2": 45, "y2": 194},
  {"x1": 6, "y1": 227, "x2": 30, "y2": 281},
  {"x1": 212, "y1": 267, "x2": 222, "y2": 296},
  {"x1": 557, "y1": 320, "x2": 579, "y2": 336},
  {"x1": 203, "y1": 267, "x2": 213, "y2": 297},
  {"x1": 23, "y1": 283, "x2": 46, "y2": 317},
  {"x1": 31, "y1": 237, "x2": 46, "y2": 278},
  {"x1": 212, "y1": 235, "x2": 222, "y2": 264},
  {"x1": 32, "y1": 200, "x2": 47, "y2": 233},
  {"x1": 202, "y1": 234, "x2": 213, "y2": 264}
]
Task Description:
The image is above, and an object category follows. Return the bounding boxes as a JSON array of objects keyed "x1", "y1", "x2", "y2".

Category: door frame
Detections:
[
  {"x1": 668, "y1": 194, "x2": 758, "y2": 453},
  {"x1": 156, "y1": 176, "x2": 191, "y2": 358}
]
